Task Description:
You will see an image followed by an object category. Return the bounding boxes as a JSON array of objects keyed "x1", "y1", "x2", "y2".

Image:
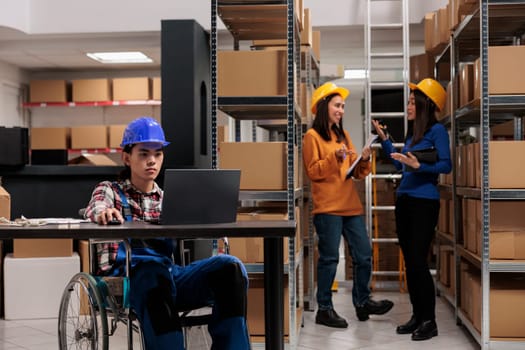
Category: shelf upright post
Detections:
[
  {"x1": 450, "y1": 24, "x2": 460, "y2": 320},
  {"x1": 479, "y1": 1, "x2": 490, "y2": 349},
  {"x1": 211, "y1": 0, "x2": 218, "y2": 170},
  {"x1": 286, "y1": 0, "x2": 297, "y2": 347}
]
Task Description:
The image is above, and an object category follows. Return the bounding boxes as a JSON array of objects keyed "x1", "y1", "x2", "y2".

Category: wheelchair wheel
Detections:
[{"x1": 58, "y1": 272, "x2": 109, "y2": 350}]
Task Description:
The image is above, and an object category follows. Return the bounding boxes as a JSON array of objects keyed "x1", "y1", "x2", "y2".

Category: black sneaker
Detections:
[
  {"x1": 315, "y1": 309, "x2": 348, "y2": 328},
  {"x1": 355, "y1": 299, "x2": 394, "y2": 321}
]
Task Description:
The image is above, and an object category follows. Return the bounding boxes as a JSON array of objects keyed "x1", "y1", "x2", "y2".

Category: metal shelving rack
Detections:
[
  {"x1": 300, "y1": 45, "x2": 320, "y2": 311},
  {"x1": 443, "y1": 1, "x2": 525, "y2": 349},
  {"x1": 211, "y1": 1, "x2": 303, "y2": 349}
]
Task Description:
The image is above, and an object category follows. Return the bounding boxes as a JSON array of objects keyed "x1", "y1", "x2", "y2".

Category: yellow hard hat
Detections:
[
  {"x1": 408, "y1": 78, "x2": 446, "y2": 112},
  {"x1": 311, "y1": 82, "x2": 350, "y2": 114}
]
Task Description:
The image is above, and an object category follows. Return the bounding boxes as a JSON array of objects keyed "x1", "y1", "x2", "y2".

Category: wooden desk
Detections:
[{"x1": 0, "y1": 220, "x2": 295, "y2": 350}]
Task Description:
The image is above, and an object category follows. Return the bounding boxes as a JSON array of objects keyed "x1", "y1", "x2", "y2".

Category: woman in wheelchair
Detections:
[{"x1": 83, "y1": 117, "x2": 251, "y2": 350}]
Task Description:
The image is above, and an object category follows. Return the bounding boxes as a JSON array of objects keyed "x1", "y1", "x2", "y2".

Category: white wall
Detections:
[
  {"x1": 0, "y1": 61, "x2": 28, "y2": 127},
  {"x1": 0, "y1": 0, "x2": 30, "y2": 34}
]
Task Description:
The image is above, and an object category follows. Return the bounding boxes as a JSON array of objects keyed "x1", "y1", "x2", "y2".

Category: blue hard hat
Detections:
[{"x1": 120, "y1": 117, "x2": 170, "y2": 147}]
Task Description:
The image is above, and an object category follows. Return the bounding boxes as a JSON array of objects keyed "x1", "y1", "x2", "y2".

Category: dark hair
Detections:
[
  {"x1": 407, "y1": 89, "x2": 438, "y2": 146},
  {"x1": 311, "y1": 93, "x2": 348, "y2": 145},
  {"x1": 118, "y1": 144, "x2": 134, "y2": 180}
]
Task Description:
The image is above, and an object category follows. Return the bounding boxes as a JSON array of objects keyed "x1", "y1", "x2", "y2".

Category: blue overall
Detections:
[{"x1": 112, "y1": 188, "x2": 251, "y2": 350}]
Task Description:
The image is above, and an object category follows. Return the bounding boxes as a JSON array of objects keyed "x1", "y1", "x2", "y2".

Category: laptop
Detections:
[{"x1": 160, "y1": 169, "x2": 241, "y2": 225}]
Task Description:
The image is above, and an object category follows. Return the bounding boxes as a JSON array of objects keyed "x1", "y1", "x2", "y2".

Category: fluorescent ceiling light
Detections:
[
  {"x1": 86, "y1": 51, "x2": 153, "y2": 64},
  {"x1": 344, "y1": 69, "x2": 367, "y2": 80}
]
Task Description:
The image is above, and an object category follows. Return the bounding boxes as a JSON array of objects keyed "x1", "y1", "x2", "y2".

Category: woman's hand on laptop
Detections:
[{"x1": 97, "y1": 209, "x2": 124, "y2": 225}]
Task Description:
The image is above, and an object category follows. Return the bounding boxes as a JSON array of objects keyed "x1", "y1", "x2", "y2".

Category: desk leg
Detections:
[{"x1": 264, "y1": 237, "x2": 284, "y2": 350}]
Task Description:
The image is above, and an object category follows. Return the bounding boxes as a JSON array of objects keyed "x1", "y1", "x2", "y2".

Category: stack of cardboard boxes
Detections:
[
  {"x1": 0, "y1": 186, "x2": 80, "y2": 320},
  {"x1": 215, "y1": 1, "x2": 315, "y2": 339},
  {"x1": 422, "y1": 0, "x2": 525, "y2": 340},
  {"x1": 28, "y1": 76, "x2": 162, "y2": 165}
]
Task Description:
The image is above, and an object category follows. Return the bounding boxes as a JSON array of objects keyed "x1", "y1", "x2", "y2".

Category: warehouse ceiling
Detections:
[
  {"x1": 0, "y1": 21, "x2": 424, "y2": 97},
  {"x1": 0, "y1": 22, "x2": 424, "y2": 68}
]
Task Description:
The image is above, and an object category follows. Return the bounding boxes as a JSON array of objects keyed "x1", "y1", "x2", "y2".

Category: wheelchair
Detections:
[{"x1": 57, "y1": 238, "x2": 217, "y2": 350}]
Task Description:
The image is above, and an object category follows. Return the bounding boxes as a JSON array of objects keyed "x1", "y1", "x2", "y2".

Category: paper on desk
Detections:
[
  {"x1": 346, "y1": 134, "x2": 379, "y2": 178},
  {"x1": 0, "y1": 216, "x2": 89, "y2": 226},
  {"x1": 36, "y1": 218, "x2": 90, "y2": 224}
]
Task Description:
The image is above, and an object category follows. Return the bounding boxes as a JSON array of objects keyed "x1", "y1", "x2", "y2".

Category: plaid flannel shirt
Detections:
[{"x1": 84, "y1": 179, "x2": 163, "y2": 273}]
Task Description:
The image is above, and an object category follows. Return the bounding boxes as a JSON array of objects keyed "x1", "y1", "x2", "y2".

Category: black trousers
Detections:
[{"x1": 395, "y1": 195, "x2": 440, "y2": 322}]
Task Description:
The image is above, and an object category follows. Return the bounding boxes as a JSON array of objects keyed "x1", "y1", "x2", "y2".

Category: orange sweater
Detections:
[{"x1": 302, "y1": 128, "x2": 370, "y2": 216}]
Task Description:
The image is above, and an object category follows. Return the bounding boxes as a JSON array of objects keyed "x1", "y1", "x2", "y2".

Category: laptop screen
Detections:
[{"x1": 161, "y1": 169, "x2": 241, "y2": 225}]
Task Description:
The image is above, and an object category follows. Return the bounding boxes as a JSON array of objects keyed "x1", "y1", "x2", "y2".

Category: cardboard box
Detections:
[
  {"x1": 459, "y1": 63, "x2": 474, "y2": 107},
  {"x1": 112, "y1": 77, "x2": 151, "y2": 101},
  {"x1": 71, "y1": 126, "x2": 108, "y2": 149},
  {"x1": 108, "y1": 124, "x2": 127, "y2": 149},
  {"x1": 13, "y1": 239, "x2": 73, "y2": 258},
  {"x1": 489, "y1": 141, "x2": 525, "y2": 188},
  {"x1": 230, "y1": 208, "x2": 290, "y2": 264},
  {"x1": 474, "y1": 142, "x2": 481, "y2": 188},
  {"x1": 424, "y1": 12, "x2": 437, "y2": 52},
  {"x1": 439, "y1": 246, "x2": 453, "y2": 287},
  {"x1": 72, "y1": 79, "x2": 111, "y2": 102},
  {"x1": 410, "y1": 53, "x2": 435, "y2": 83},
  {"x1": 30, "y1": 127, "x2": 70, "y2": 150},
  {"x1": 463, "y1": 199, "x2": 477, "y2": 254},
  {"x1": 489, "y1": 201, "x2": 525, "y2": 232},
  {"x1": 490, "y1": 274, "x2": 525, "y2": 338},
  {"x1": 473, "y1": 57, "x2": 480, "y2": 101},
  {"x1": 68, "y1": 154, "x2": 118, "y2": 166},
  {"x1": 455, "y1": 144, "x2": 468, "y2": 187},
  {"x1": 0, "y1": 186, "x2": 11, "y2": 220},
  {"x1": 470, "y1": 272, "x2": 481, "y2": 332},
  {"x1": 491, "y1": 120, "x2": 522, "y2": 140},
  {"x1": 488, "y1": 46, "x2": 525, "y2": 95},
  {"x1": 449, "y1": 0, "x2": 459, "y2": 30},
  {"x1": 218, "y1": 51, "x2": 287, "y2": 97},
  {"x1": 217, "y1": 125, "x2": 229, "y2": 145},
  {"x1": 490, "y1": 231, "x2": 525, "y2": 259},
  {"x1": 300, "y1": 8, "x2": 312, "y2": 46},
  {"x1": 470, "y1": 271, "x2": 525, "y2": 337},
  {"x1": 247, "y1": 275, "x2": 290, "y2": 336},
  {"x1": 438, "y1": 198, "x2": 449, "y2": 235},
  {"x1": 152, "y1": 77, "x2": 161, "y2": 100},
  {"x1": 219, "y1": 142, "x2": 298, "y2": 190},
  {"x1": 437, "y1": 7, "x2": 449, "y2": 45},
  {"x1": 299, "y1": 82, "x2": 313, "y2": 124},
  {"x1": 466, "y1": 143, "x2": 476, "y2": 187},
  {"x1": 312, "y1": 30, "x2": 321, "y2": 61},
  {"x1": 29, "y1": 80, "x2": 68, "y2": 103},
  {"x1": 295, "y1": 0, "x2": 304, "y2": 30}
]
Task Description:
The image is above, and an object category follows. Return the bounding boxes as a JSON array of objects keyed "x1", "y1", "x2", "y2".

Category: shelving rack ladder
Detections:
[{"x1": 364, "y1": 0, "x2": 409, "y2": 288}]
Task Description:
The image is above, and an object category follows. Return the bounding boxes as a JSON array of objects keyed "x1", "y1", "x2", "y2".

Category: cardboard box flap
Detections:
[
  {"x1": 68, "y1": 154, "x2": 118, "y2": 166},
  {"x1": 0, "y1": 185, "x2": 11, "y2": 220}
]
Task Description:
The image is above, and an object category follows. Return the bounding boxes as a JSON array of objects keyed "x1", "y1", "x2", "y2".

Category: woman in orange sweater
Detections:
[{"x1": 303, "y1": 82, "x2": 393, "y2": 328}]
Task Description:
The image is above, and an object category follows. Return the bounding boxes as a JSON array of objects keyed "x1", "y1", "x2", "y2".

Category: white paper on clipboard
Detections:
[{"x1": 346, "y1": 134, "x2": 379, "y2": 178}]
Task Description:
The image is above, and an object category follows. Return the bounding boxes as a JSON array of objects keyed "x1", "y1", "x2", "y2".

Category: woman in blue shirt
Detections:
[{"x1": 372, "y1": 78, "x2": 451, "y2": 341}]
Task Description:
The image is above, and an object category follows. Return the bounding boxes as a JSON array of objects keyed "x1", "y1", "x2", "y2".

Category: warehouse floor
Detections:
[{"x1": 0, "y1": 281, "x2": 478, "y2": 350}]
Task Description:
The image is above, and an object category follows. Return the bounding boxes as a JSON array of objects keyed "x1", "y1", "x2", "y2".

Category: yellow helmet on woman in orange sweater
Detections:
[{"x1": 311, "y1": 82, "x2": 350, "y2": 114}]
